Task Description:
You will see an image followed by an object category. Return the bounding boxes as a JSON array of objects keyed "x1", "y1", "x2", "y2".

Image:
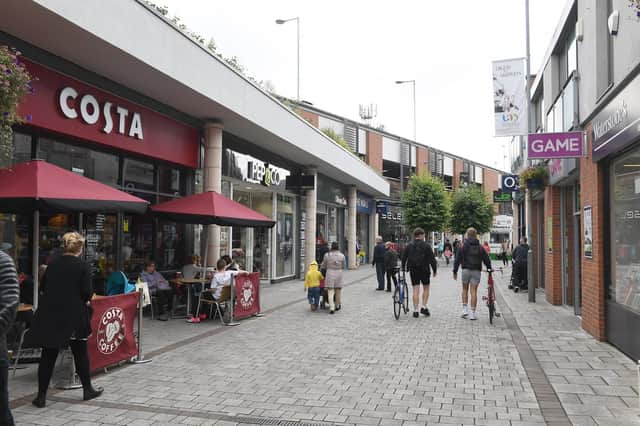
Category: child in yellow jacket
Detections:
[{"x1": 304, "y1": 261, "x2": 324, "y2": 311}]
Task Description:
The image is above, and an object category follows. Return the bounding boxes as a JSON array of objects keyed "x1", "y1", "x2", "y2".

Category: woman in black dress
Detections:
[{"x1": 28, "y1": 232, "x2": 103, "y2": 408}]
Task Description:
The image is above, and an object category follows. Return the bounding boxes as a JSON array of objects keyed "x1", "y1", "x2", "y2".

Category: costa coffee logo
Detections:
[
  {"x1": 97, "y1": 307, "x2": 125, "y2": 355},
  {"x1": 59, "y1": 86, "x2": 144, "y2": 140},
  {"x1": 238, "y1": 278, "x2": 254, "y2": 309}
]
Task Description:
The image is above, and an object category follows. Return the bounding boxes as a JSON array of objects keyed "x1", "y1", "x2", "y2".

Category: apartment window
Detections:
[
  {"x1": 567, "y1": 29, "x2": 577, "y2": 78},
  {"x1": 596, "y1": 0, "x2": 614, "y2": 97}
]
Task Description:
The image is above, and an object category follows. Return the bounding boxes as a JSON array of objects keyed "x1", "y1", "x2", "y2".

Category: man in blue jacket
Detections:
[
  {"x1": 453, "y1": 227, "x2": 492, "y2": 321},
  {"x1": 371, "y1": 236, "x2": 386, "y2": 291}
]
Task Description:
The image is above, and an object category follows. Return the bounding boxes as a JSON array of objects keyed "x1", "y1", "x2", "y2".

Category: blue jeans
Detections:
[
  {"x1": 0, "y1": 347, "x2": 14, "y2": 426},
  {"x1": 375, "y1": 263, "x2": 385, "y2": 289},
  {"x1": 307, "y1": 287, "x2": 321, "y2": 309}
]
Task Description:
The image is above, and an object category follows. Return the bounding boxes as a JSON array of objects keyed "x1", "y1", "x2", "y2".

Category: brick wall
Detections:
[
  {"x1": 544, "y1": 186, "x2": 562, "y2": 305},
  {"x1": 483, "y1": 169, "x2": 500, "y2": 214},
  {"x1": 366, "y1": 131, "x2": 383, "y2": 174},
  {"x1": 531, "y1": 199, "x2": 541, "y2": 288},
  {"x1": 565, "y1": 189, "x2": 576, "y2": 306},
  {"x1": 295, "y1": 108, "x2": 319, "y2": 128},
  {"x1": 580, "y1": 126, "x2": 606, "y2": 341},
  {"x1": 453, "y1": 159, "x2": 463, "y2": 189},
  {"x1": 416, "y1": 147, "x2": 428, "y2": 175}
]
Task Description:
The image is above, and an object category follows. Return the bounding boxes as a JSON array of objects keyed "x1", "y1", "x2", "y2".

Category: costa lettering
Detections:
[{"x1": 59, "y1": 86, "x2": 144, "y2": 140}]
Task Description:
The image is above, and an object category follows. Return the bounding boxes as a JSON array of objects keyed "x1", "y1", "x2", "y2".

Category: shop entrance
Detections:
[{"x1": 232, "y1": 189, "x2": 273, "y2": 280}]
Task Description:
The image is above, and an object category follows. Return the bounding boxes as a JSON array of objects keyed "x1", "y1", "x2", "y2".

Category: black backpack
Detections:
[
  {"x1": 407, "y1": 241, "x2": 426, "y2": 267},
  {"x1": 464, "y1": 242, "x2": 483, "y2": 270}
]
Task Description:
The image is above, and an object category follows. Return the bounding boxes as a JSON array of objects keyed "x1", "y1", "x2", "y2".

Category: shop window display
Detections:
[
  {"x1": 276, "y1": 194, "x2": 294, "y2": 277},
  {"x1": 612, "y1": 148, "x2": 640, "y2": 314}
]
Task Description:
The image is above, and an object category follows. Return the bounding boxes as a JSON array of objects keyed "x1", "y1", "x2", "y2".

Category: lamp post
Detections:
[
  {"x1": 276, "y1": 17, "x2": 300, "y2": 101},
  {"x1": 394, "y1": 80, "x2": 417, "y2": 141},
  {"x1": 524, "y1": 0, "x2": 535, "y2": 303}
]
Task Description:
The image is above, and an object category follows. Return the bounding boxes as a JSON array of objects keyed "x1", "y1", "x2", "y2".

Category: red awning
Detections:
[
  {"x1": 150, "y1": 191, "x2": 275, "y2": 228},
  {"x1": 0, "y1": 160, "x2": 149, "y2": 214}
]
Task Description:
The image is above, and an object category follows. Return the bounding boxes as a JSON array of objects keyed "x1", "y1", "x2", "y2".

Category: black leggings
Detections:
[
  {"x1": 37, "y1": 340, "x2": 92, "y2": 395},
  {"x1": 385, "y1": 269, "x2": 398, "y2": 291}
]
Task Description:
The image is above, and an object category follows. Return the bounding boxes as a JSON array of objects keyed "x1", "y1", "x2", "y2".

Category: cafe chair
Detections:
[{"x1": 196, "y1": 286, "x2": 231, "y2": 325}]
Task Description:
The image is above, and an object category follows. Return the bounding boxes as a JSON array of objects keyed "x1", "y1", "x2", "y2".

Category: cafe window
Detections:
[
  {"x1": 11, "y1": 132, "x2": 32, "y2": 166},
  {"x1": 158, "y1": 165, "x2": 187, "y2": 196},
  {"x1": 38, "y1": 138, "x2": 119, "y2": 186},
  {"x1": 124, "y1": 158, "x2": 155, "y2": 192},
  {"x1": 611, "y1": 147, "x2": 640, "y2": 314}
]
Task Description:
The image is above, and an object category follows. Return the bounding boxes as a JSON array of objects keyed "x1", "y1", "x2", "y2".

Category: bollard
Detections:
[{"x1": 133, "y1": 288, "x2": 152, "y2": 364}]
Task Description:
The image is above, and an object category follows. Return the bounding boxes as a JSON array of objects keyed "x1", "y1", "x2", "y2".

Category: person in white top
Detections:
[{"x1": 211, "y1": 259, "x2": 248, "y2": 300}]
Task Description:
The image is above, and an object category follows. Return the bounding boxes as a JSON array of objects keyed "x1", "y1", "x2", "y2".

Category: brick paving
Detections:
[{"x1": 8, "y1": 264, "x2": 640, "y2": 425}]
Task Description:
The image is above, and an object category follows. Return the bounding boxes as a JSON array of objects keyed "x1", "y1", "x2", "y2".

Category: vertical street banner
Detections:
[
  {"x1": 234, "y1": 272, "x2": 261, "y2": 319},
  {"x1": 493, "y1": 58, "x2": 528, "y2": 136},
  {"x1": 87, "y1": 293, "x2": 138, "y2": 372}
]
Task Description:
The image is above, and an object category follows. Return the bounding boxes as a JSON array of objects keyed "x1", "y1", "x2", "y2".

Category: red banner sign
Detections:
[
  {"x1": 18, "y1": 59, "x2": 200, "y2": 168},
  {"x1": 233, "y1": 272, "x2": 260, "y2": 319},
  {"x1": 87, "y1": 293, "x2": 138, "y2": 372}
]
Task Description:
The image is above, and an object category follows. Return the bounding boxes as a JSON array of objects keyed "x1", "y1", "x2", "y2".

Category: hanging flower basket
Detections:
[
  {"x1": 629, "y1": 0, "x2": 640, "y2": 18},
  {"x1": 0, "y1": 45, "x2": 34, "y2": 166},
  {"x1": 519, "y1": 164, "x2": 549, "y2": 191}
]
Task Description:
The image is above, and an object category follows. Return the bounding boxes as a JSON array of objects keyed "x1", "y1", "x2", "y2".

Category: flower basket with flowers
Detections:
[
  {"x1": 1, "y1": 45, "x2": 34, "y2": 166},
  {"x1": 519, "y1": 164, "x2": 549, "y2": 191},
  {"x1": 629, "y1": 0, "x2": 640, "y2": 18}
]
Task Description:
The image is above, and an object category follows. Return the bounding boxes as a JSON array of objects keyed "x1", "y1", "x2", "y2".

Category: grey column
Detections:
[
  {"x1": 369, "y1": 211, "x2": 378, "y2": 263},
  {"x1": 204, "y1": 122, "x2": 223, "y2": 266},
  {"x1": 304, "y1": 169, "x2": 317, "y2": 274},
  {"x1": 347, "y1": 186, "x2": 357, "y2": 269}
]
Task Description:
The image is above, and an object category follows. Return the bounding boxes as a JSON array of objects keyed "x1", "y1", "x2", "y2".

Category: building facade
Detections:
[
  {"x1": 511, "y1": 0, "x2": 640, "y2": 360},
  {"x1": 0, "y1": 0, "x2": 389, "y2": 288}
]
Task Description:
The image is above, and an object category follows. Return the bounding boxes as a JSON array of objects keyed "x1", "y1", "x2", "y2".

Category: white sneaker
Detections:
[
  {"x1": 469, "y1": 311, "x2": 477, "y2": 321},
  {"x1": 461, "y1": 309, "x2": 468, "y2": 318}
]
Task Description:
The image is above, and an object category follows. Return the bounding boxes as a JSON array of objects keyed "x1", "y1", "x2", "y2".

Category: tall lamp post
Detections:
[
  {"x1": 394, "y1": 80, "x2": 417, "y2": 141},
  {"x1": 524, "y1": 0, "x2": 535, "y2": 303},
  {"x1": 276, "y1": 17, "x2": 300, "y2": 101}
]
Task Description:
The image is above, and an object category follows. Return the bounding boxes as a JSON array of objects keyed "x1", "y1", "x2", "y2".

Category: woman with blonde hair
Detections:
[{"x1": 28, "y1": 232, "x2": 103, "y2": 408}]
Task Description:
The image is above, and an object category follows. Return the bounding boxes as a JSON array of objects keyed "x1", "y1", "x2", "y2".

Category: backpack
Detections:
[
  {"x1": 407, "y1": 241, "x2": 426, "y2": 267},
  {"x1": 464, "y1": 241, "x2": 483, "y2": 270}
]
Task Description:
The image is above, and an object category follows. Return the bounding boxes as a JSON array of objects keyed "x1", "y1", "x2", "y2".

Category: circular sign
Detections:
[{"x1": 97, "y1": 307, "x2": 125, "y2": 355}]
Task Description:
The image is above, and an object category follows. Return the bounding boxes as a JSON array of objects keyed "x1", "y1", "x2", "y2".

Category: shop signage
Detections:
[
  {"x1": 500, "y1": 174, "x2": 519, "y2": 192},
  {"x1": 493, "y1": 190, "x2": 513, "y2": 203},
  {"x1": 527, "y1": 131, "x2": 584, "y2": 158},
  {"x1": 356, "y1": 193, "x2": 372, "y2": 214},
  {"x1": 59, "y1": 86, "x2": 143, "y2": 140},
  {"x1": 592, "y1": 73, "x2": 640, "y2": 161},
  {"x1": 376, "y1": 201, "x2": 388, "y2": 215},
  {"x1": 233, "y1": 272, "x2": 260, "y2": 319},
  {"x1": 18, "y1": 60, "x2": 199, "y2": 168},
  {"x1": 380, "y1": 209, "x2": 402, "y2": 221},
  {"x1": 316, "y1": 175, "x2": 347, "y2": 206},
  {"x1": 247, "y1": 161, "x2": 282, "y2": 187}
]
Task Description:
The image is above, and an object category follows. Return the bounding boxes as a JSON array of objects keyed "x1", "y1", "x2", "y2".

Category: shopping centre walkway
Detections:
[{"x1": 9, "y1": 264, "x2": 640, "y2": 425}]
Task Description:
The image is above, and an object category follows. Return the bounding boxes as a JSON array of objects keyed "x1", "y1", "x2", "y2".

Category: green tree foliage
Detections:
[
  {"x1": 401, "y1": 173, "x2": 450, "y2": 234},
  {"x1": 449, "y1": 186, "x2": 494, "y2": 235},
  {"x1": 321, "y1": 128, "x2": 352, "y2": 153}
]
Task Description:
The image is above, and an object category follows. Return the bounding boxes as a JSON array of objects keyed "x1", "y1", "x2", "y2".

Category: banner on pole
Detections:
[
  {"x1": 493, "y1": 58, "x2": 527, "y2": 136},
  {"x1": 233, "y1": 272, "x2": 261, "y2": 319},
  {"x1": 87, "y1": 293, "x2": 138, "y2": 372}
]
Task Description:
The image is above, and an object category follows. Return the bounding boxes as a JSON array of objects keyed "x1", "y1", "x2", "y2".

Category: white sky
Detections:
[{"x1": 161, "y1": 0, "x2": 569, "y2": 171}]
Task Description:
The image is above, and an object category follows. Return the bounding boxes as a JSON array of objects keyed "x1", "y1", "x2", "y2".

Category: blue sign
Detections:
[
  {"x1": 375, "y1": 201, "x2": 388, "y2": 215},
  {"x1": 500, "y1": 174, "x2": 519, "y2": 193},
  {"x1": 356, "y1": 192, "x2": 373, "y2": 214}
]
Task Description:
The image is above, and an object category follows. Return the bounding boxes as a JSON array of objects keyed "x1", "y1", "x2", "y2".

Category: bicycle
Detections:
[
  {"x1": 482, "y1": 269, "x2": 502, "y2": 324},
  {"x1": 393, "y1": 268, "x2": 409, "y2": 319}
]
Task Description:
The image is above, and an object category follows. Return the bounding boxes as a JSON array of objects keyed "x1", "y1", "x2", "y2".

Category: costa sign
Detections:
[
  {"x1": 527, "y1": 131, "x2": 584, "y2": 159},
  {"x1": 59, "y1": 87, "x2": 143, "y2": 140}
]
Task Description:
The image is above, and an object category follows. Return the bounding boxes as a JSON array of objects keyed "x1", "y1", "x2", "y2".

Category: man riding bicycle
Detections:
[{"x1": 453, "y1": 227, "x2": 492, "y2": 320}]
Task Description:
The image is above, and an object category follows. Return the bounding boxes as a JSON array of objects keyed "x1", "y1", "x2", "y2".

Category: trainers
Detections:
[
  {"x1": 420, "y1": 307, "x2": 430, "y2": 317},
  {"x1": 469, "y1": 311, "x2": 477, "y2": 320},
  {"x1": 186, "y1": 316, "x2": 200, "y2": 323},
  {"x1": 461, "y1": 310, "x2": 469, "y2": 319},
  {"x1": 412, "y1": 312, "x2": 419, "y2": 318}
]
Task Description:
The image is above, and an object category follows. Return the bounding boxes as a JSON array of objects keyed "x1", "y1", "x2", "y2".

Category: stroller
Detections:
[{"x1": 509, "y1": 260, "x2": 528, "y2": 292}]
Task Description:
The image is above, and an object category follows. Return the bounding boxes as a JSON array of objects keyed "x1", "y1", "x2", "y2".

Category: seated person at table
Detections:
[
  {"x1": 211, "y1": 259, "x2": 248, "y2": 301},
  {"x1": 220, "y1": 255, "x2": 238, "y2": 271},
  {"x1": 140, "y1": 261, "x2": 173, "y2": 321},
  {"x1": 182, "y1": 255, "x2": 206, "y2": 279}
]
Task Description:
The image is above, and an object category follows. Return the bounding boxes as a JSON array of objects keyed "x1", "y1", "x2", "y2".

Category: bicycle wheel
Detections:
[
  {"x1": 402, "y1": 282, "x2": 410, "y2": 314},
  {"x1": 393, "y1": 285, "x2": 401, "y2": 320}
]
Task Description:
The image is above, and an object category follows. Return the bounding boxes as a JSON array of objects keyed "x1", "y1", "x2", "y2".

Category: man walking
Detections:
[
  {"x1": 453, "y1": 227, "x2": 492, "y2": 320},
  {"x1": 401, "y1": 228, "x2": 437, "y2": 318},
  {"x1": 372, "y1": 236, "x2": 386, "y2": 291},
  {"x1": 0, "y1": 251, "x2": 19, "y2": 425},
  {"x1": 511, "y1": 237, "x2": 529, "y2": 292}
]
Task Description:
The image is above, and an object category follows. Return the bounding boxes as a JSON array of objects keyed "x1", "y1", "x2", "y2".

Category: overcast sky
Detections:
[{"x1": 161, "y1": 0, "x2": 569, "y2": 171}]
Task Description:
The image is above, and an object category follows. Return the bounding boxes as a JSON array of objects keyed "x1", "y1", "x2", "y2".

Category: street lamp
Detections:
[
  {"x1": 395, "y1": 80, "x2": 416, "y2": 141},
  {"x1": 275, "y1": 17, "x2": 300, "y2": 101}
]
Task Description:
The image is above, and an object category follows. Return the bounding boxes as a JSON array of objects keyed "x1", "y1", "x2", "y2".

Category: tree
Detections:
[
  {"x1": 448, "y1": 186, "x2": 494, "y2": 235},
  {"x1": 401, "y1": 173, "x2": 450, "y2": 234},
  {"x1": 321, "y1": 128, "x2": 353, "y2": 153}
]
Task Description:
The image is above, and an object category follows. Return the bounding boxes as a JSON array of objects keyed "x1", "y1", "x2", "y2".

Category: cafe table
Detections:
[{"x1": 170, "y1": 278, "x2": 210, "y2": 317}]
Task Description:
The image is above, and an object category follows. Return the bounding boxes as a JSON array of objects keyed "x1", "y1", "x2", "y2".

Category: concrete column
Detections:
[
  {"x1": 304, "y1": 169, "x2": 317, "y2": 274},
  {"x1": 347, "y1": 186, "x2": 357, "y2": 269},
  {"x1": 204, "y1": 122, "x2": 223, "y2": 266},
  {"x1": 369, "y1": 212, "x2": 378, "y2": 262}
]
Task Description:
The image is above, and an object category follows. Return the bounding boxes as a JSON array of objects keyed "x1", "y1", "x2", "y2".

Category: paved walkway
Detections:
[{"x1": 8, "y1": 264, "x2": 640, "y2": 425}]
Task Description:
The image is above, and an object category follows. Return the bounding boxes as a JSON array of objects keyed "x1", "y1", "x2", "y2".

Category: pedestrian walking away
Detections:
[
  {"x1": 304, "y1": 261, "x2": 323, "y2": 312},
  {"x1": 511, "y1": 237, "x2": 529, "y2": 292},
  {"x1": 320, "y1": 242, "x2": 345, "y2": 314},
  {"x1": 401, "y1": 228, "x2": 437, "y2": 318},
  {"x1": 443, "y1": 239, "x2": 453, "y2": 266},
  {"x1": 383, "y1": 241, "x2": 399, "y2": 292},
  {"x1": 0, "y1": 250, "x2": 19, "y2": 425},
  {"x1": 26, "y1": 232, "x2": 103, "y2": 409},
  {"x1": 453, "y1": 227, "x2": 492, "y2": 321},
  {"x1": 372, "y1": 236, "x2": 386, "y2": 291}
]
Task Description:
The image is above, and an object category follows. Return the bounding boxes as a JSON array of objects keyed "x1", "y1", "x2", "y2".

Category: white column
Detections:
[
  {"x1": 304, "y1": 169, "x2": 317, "y2": 275},
  {"x1": 347, "y1": 186, "x2": 357, "y2": 269},
  {"x1": 204, "y1": 122, "x2": 223, "y2": 266},
  {"x1": 369, "y1": 211, "x2": 378, "y2": 262}
]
